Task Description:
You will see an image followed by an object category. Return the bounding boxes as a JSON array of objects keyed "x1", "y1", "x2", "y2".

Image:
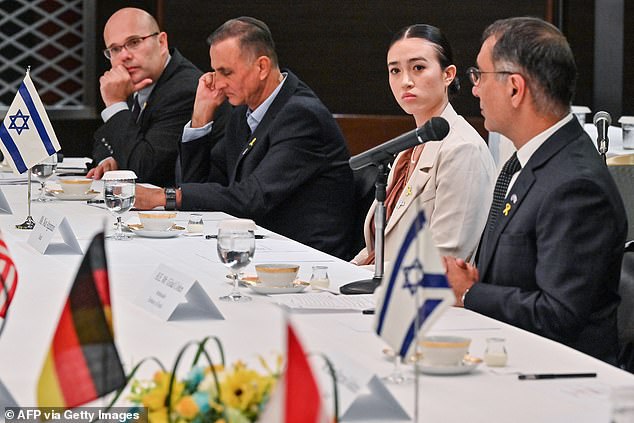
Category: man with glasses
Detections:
[
  {"x1": 88, "y1": 7, "x2": 227, "y2": 186},
  {"x1": 134, "y1": 17, "x2": 354, "y2": 259},
  {"x1": 444, "y1": 17, "x2": 626, "y2": 364}
]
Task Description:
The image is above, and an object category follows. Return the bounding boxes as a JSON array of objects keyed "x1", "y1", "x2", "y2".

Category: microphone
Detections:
[
  {"x1": 349, "y1": 117, "x2": 450, "y2": 170},
  {"x1": 593, "y1": 111, "x2": 611, "y2": 155}
]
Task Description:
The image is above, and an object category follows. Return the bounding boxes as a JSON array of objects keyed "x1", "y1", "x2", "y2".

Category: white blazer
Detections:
[{"x1": 353, "y1": 103, "x2": 497, "y2": 264}]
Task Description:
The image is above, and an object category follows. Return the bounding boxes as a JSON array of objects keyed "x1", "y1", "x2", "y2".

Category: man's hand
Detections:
[
  {"x1": 191, "y1": 72, "x2": 227, "y2": 128},
  {"x1": 87, "y1": 157, "x2": 118, "y2": 180},
  {"x1": 134, "y1": 185, "x2": 166, "y2": 210},
  {"x1": 99, "y1": 64, "x2": 152, "y2": 107},
  {"x1": 443, "y1": 256, "x2": 479, "y2": 307}
]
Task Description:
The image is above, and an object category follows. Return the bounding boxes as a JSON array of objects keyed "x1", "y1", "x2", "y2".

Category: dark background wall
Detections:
[{"x1": 57, "y1": 0, "x2": 631, "y2": 157}]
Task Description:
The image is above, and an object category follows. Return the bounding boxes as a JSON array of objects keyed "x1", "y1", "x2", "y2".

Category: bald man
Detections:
[{"x1": 89, "y1": 7, "x2": 227, "y2": 185}]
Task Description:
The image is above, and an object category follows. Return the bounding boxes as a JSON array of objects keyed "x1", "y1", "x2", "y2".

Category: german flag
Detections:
[{"x1": 37, "y1": 232, "x2": 125, "y2": 408}]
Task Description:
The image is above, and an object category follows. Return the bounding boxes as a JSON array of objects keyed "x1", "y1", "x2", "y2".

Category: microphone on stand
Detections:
[
  {"x1": 340, "y1": 117, "x2": 450, "y2": 295},
  {"x1": 349, "y1": 117, "x2": 450, "y2": 170},
  {"x1": 593, "y1": 111, "x2": 611, "y2": 159}
]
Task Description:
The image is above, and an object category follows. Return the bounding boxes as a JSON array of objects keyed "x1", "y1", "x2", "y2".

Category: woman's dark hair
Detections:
[{"x1": 389, "y1": 24, "x2": 460, "y2": 98}]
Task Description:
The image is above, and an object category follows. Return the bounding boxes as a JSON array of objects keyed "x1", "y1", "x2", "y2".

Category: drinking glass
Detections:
[
  {"x1": 31, "y1": 153, "x2": 57, "y2": 202},
  {"x1": 104, "y1": 177, "x2": 136, "y2": 240},
  {"x1": 217, "y1": 219, "x2": 256, "y2": 302}
]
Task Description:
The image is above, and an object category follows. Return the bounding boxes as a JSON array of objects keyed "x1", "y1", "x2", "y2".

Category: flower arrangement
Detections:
[{"x1": 122, "y1": 337, "x2": 282, "y2": 423}]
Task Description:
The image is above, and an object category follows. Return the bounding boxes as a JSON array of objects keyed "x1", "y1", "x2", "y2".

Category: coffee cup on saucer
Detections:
[
  {"x1": 255, "y1": 263, "x2": 300, "y2": 287},
  {"x1": 138, "y1": 211, "x2": 177, "y2": 231},
  {"x1": 58, "y1": 178, "x2": 93, "y2": 195},
  {"x1": 420, "y1": 336, "x2": 471, "y2": 366}
]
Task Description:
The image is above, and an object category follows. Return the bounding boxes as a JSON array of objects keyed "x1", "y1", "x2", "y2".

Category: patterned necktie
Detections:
[
  {"x1": 485, "y1": 152, "x2": 521, "y2": 232},
  {"x1": 130, "y1": 95, "x2": 141, "y2": 122}
]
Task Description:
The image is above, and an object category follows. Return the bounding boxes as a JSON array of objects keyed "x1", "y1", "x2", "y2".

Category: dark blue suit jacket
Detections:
[
  {"x1": 180, "y1": 70, "x2": 353, "y2": 259},
  {"x1": 93, "y1": 49, "x2": 203, "y2": 186},
  {"x1": 468, "y1": 117, "x2": 627, "y2": 364}
]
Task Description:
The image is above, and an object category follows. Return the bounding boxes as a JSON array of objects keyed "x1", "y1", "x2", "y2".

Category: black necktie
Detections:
[
  {"x1": 485, "y1": 152, "x2": 521, "y2": 232},
  {"x1": 130, "y1": 95, "x2": 141, "y2": 122}
]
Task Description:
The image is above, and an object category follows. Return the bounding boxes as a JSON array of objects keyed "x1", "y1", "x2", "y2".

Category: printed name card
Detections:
[
  {"x1": 0, "y1": 187, "x2": 12, "y2": 214},
  {"x1": 316, "y1": 350, "x2": 410, "y2": 421},
  {"x1": 27, "y1": 210, "x2": 82, "y2": 255},
  {"x1": 135, "y1": 263, "x2": 224, "y2": 321}
]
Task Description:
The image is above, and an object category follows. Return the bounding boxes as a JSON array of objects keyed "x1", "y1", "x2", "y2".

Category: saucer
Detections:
[
  {"x1": 417, "y1": 360, "x2": 479, "y2": 376},
  {"x1": 50, "y1": 190, "x2": 99, "y2": 201},
  {"x1": 130, "y1": 226, "x2": 185, "y2": 239},
  {"x1": 248, "y1": 279, "x2": 309, "y2": 295}
]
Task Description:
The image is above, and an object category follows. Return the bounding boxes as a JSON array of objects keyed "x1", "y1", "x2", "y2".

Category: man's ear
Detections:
[
  {"x1": 256, "y1": 56, "x2": 272, "y2": 80},
  {"x1": 509, "y1": 74, "x2": 526, "y2": 107}
]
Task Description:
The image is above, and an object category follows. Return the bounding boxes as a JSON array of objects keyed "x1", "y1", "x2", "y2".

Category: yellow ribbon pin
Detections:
[
  {"x1": 502, "y1": 203, "x2": 511, "y2": 216},
  {"x1": 406, "y1": 185, "x2": 412, "y2": 196}
]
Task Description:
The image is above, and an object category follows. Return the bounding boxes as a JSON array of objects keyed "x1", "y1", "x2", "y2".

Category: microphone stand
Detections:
[{"x1": 340, "y1": 161, "x2": 389, "y2": 294}]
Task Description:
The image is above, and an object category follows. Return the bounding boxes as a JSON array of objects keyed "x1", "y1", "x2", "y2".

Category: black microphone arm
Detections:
[
  {"x1": 593, "y1": 110, "x2": 611, "y2": 158},
  {"x1": 349, "y1": 117, "x2": 450, "y2": 170}
]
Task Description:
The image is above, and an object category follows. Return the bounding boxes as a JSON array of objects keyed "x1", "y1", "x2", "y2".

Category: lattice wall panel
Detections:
[{"x1": 0, "y1": 0, "x2": 85, "y2": 108}]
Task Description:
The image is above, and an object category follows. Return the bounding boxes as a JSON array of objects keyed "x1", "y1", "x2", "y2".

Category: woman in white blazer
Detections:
[{"x1": 353, "y1": 24, "x2": 496, "y2": 265}]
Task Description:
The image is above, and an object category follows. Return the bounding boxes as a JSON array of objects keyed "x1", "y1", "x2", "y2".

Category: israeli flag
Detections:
[
  {"x1": 374, "y1": 210, "x2": 455, "y2": 358},
  {"x1": 0, "y1": 71, "x2": 60, "y2": 174}
]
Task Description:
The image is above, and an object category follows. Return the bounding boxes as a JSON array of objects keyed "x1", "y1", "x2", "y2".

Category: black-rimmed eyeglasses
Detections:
[
  {"x1": 103, "y1": 32, "x2": 159, "y2": 60},
  {"x1": 466, "y1": 66, "x2": 516, "y2": 86}
]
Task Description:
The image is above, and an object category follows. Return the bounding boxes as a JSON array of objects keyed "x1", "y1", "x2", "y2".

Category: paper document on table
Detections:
[{"x1": 273, "y1": 292, "x2": 375, "y2": 312}]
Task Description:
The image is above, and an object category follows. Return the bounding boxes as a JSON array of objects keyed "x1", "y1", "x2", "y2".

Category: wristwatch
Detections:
[{"x1": 164, "y1": 187, "x2": 177, "y2": 211}]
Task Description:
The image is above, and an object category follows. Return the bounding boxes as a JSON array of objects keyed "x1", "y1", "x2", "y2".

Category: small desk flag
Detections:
[
  {"x1": 0, "y1": 231, "x2": 18, "y2": 319},
  {"x1": 37, "y1": 232, "x2": 125, "y2": 408},
  {"x1": 259, "y1": 320, "x2": 331, "y2": 423},
  {"x1": 0, "y1": 70, "x2": 60, "y2": 174},
  {"x1": 374, "y1": 210, "x2": 455, "y2": 358}
]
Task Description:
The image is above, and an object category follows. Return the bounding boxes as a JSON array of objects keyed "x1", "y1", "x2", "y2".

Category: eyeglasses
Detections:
[
  {"x1": 103, "y1": 32, "x2": 159, "y2": 59},
  {"x1": 466, "y1": 67, "x2": 516, "y2": 86}
]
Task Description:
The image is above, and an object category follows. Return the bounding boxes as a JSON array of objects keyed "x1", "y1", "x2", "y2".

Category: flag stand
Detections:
[{"x1": 16, "y1": 169, "x2": 35, "y2": 230}]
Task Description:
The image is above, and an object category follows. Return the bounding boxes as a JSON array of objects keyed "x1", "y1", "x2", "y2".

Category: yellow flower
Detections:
[
  {"x1": 217, "y1": 362, "x2": 276, "y2": 413},
  {"x1": 175, "y1": 395, "x2": 199, "y2": 419},
  {"x1": 148, "y1": 408, "x2": 168, "y2": 423}
]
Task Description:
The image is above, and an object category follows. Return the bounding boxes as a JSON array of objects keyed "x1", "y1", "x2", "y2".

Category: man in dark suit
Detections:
[
  {"x1": 444, "y1": 17, "x2": 627, "y2": 364},
  {"x1": 88, "y1": 8, "x2": 225, "y2": 186},
  {"x1": 135, "y1": 17, "x2": 353, "y2": 259}
]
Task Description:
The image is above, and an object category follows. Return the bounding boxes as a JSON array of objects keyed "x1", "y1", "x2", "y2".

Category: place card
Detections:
[
  {"x1": 315, "y1": 350, "x2": 409, "y2": 421},
  {"x1": 27, "y1": 210, "x2": 82, "y2": 255},
  {"x1": 134, "y1": 263, "x2": 224, "y2": 321},
  {"x1": 0, "y1": 187, "x2": 12, "y2": 214}
]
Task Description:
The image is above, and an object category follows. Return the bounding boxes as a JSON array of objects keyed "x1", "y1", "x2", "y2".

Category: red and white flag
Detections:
[
  {"x1": 259, "y1": 321, "x2": 331, "y2": 423},
  {"x1": 0, "y1": 232, "x2": 18, "y2": 318}
]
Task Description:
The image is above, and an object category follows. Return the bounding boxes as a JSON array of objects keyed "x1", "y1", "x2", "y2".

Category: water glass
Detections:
[
  {"x1": 104, "y1": 177, "x2": 136, "y2": 240},
  {"x1": 31, "y1": 153, "x2": 57, "y2": 202},
  {"x1": 217, "y1": 219, "x2": 256, "y2": 302}
]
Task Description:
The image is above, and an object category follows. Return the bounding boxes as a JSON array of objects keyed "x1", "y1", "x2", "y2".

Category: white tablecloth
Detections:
[{"x1": 0, "y1": 182, "x2": 632, "y2": 422}]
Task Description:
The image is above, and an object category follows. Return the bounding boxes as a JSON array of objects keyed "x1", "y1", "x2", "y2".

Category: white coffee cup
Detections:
[
  {"x1": 58, "y1": 178, "x2": 93, "y2": 196},
  {"x1": 420, "y1": 336, "x2": 471, "y2": 366},
  {"x1": 255, "y1": 263, "x2": 299, "y2": 287},
  {"x1": 138, "y1": 211, "x2": 177, "y2": 231}
]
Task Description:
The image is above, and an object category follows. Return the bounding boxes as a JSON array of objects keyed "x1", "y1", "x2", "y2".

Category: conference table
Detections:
[{"x1": 0, "y1": 179, "x2": 633, "y2": 422}]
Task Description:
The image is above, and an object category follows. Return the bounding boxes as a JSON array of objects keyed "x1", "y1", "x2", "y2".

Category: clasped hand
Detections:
[{"x1": 99, "y1": 64, "x2": 152, "y2": 107}]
